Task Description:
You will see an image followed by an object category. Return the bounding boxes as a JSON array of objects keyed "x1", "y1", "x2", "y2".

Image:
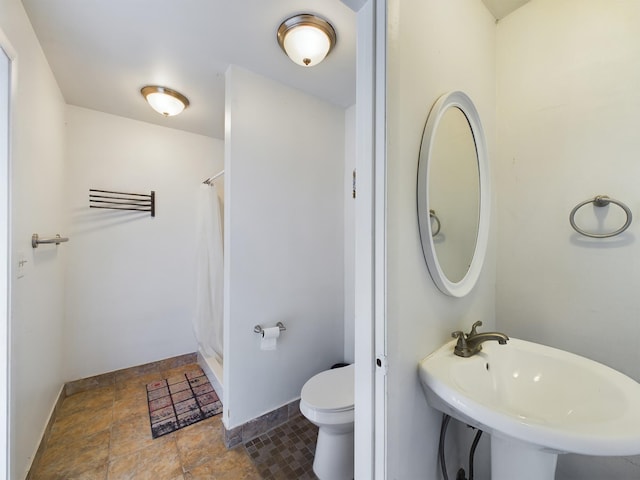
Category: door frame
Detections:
[
  {"x1": 0, "y1": 25, "x2": 16, "y2": 480},
  {"x1": 349, "y1": 0, "x2": 387, "y2": 478}
]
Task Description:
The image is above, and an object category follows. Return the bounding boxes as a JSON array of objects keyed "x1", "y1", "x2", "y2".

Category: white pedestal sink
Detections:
[{"x1": 418, "y1": 338, "x2": 640, "y2": 480}]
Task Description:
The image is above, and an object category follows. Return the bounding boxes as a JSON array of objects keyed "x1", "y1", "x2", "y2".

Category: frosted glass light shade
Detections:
[
  {"x1": 141, "y1": 86, "x2": 189, "y2": 116},
  {"x1": 277, "y1": 14, "x2": 336, "y2": 67},
  {"x1": 283, "y1": 25, "x2": 331, "y2": 66}
]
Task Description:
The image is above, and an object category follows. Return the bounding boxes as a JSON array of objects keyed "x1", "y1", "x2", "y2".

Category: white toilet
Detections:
[{"x1": 300, "y1": 364, "x2": 354, "y2": 480}]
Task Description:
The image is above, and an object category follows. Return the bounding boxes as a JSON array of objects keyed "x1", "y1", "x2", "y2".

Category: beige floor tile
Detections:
[
  {"x1": 115, "y1": 379, "x2": 149, "y2": 402},
  {"x1": 157, "y1": 353, "x2": 198, "y2": 372},
  {"x1": 184, "y1": 451, "x2": 261, "y2": 480},
  {"x1": 161, "y1": 363, "x2": 203, "y2": 380},
  {"x1": 114, "y1": 393, "x2": 149, "y2": 423},
  {"x1": 175, "y1": 416, "x2": 227, "y2": 470},
  {"x1": 65, "y1": 372, "x2": 116, "y2": 397},
  {"x1": 110, "y1": 413, "x2": 161, "y2": 458},
  {"x1": 107, "y1": 436, "x2": 184, "y2": 480},
  {"x1": 117, "y1": 370, "x2": 164, "y2": 387},
  {"x1": 48, "y1": 405, "x2": 113, "y2": 445},
  {"x1": 32, "y1": 429, "x2": 110, "y2": 479},
  {"x1": 56, "y1": 385, "x2": 115, "y2": 419},
  {"x1": 32, "y1": 462, "x2": 108, "y2": 480}
]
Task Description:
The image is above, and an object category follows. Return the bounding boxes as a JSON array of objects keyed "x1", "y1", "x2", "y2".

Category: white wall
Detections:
[
  {"x1": 495, "y1": 1, "x2": 640, "y2": 478},
  {"x1": 0, "y1": 0, "x2": 67, "y2": 477},
  {"x1": 385, "y1": 0, "x2": 496, "y2": 477},
  {"x1": 64, "y1": 106, "x2": 223, "y2": 380},
  {"x1": 224, "y1": 66, "x2": 345, "y2": 428},
  {"x1": 344, "y1": 104, "x2": 356, "y2": 363}
]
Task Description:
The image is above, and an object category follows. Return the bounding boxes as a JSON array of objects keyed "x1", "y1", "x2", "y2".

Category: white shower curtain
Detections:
[{"x1": 194, "y1": 183, "x2": 224, "y2": 360}]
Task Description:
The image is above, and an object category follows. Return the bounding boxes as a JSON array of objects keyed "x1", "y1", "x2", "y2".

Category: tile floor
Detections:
[
  {"x1": 29, "y1": 361, "x2": 318, "y2": 480},
  {"x1": 245, "y1": 416, "x2": 318, "y2": 480}
]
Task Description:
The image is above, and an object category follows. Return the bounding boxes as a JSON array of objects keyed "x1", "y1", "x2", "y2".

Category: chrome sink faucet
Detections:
[{"x1": 451, "y1": 321, "x2": 509, "y2": 358}]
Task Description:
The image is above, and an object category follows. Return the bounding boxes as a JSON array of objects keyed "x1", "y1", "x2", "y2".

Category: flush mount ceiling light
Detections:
[
  {"x1": 140, "y1": 85, "x2": 190, "y2": 117},
  {"x1": 277, "y1": 14, "x2": 336, "y2": 67}
]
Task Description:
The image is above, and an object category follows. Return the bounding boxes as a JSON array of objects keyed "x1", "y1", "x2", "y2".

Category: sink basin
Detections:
[{"x1": 419, "y1": 338, "x2": 640, "y2": 480}]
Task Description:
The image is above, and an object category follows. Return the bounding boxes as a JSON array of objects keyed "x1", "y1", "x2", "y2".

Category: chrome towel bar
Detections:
[
  {"x1": 569, "y1": 195, "x2": 632, "y2": 238},
  {"x1": 203, "y1": 170, "x2": 224, "y2": 185},
  {"x1": 32, "y1": 234, "x2": 69, "y2": 248}
]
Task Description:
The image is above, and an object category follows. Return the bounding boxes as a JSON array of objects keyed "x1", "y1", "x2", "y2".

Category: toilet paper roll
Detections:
[{"x1": 260, "y1": 326, "x2": 280, "y2": 351}]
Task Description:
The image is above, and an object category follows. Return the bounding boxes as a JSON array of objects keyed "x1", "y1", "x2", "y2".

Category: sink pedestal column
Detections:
[{"x1": 491, "y1": 436, "x2": 558, "y2": 480}]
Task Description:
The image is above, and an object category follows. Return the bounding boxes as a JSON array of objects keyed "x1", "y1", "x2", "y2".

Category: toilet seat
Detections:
[{"x1": 300, "y1": 364, "x2": 354, "y2": 414}]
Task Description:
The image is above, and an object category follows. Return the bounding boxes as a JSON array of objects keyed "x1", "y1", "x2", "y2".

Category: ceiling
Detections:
[
  {"x1": 21, "y1": 1, "x2": 530, "y2": 140},
  {"x1": 482, "y1": 0, "x2": 530, "y2": 20},
  {"x1": 21, "y1": 0, "x2": 357, "y2": 139}
]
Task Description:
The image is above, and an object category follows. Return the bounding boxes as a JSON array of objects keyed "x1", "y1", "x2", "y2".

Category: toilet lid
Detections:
[{"x1": 301, "y1": 364, "x2": 354, "y2": 412}]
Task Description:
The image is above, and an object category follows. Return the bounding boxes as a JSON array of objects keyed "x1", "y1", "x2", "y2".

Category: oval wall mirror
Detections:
[{"x1": 417, "y1": 91, "x2": 490, "y2": 297}]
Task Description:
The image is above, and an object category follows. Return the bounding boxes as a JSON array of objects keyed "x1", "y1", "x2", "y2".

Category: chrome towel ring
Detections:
[
  {"x1": 430, "y1": 209, "x2": 441, "y2": 237},
  {"x1": 569, "y1": 195, "x2": 632, "y2": 238}
]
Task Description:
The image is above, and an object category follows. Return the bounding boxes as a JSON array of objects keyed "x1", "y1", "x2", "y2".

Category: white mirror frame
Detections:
[{"x1": 417, "y1": 91, "x2": 490, "y2": 297}]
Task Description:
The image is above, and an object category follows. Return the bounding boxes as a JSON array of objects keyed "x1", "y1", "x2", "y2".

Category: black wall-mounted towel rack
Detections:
[{"x1": 89, "y1": 189, "x2": 155, "y2": 217}]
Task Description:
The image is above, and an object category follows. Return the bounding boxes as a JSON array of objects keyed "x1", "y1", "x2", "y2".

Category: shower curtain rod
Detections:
[{"x1": 203, "y1": 170, "x2": 224, "y2": 185}]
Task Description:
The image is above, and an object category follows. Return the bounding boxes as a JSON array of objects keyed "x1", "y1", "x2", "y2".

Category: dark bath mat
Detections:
[{"x1": 146, "y1": 367, "x2": 222, "y2": 438}]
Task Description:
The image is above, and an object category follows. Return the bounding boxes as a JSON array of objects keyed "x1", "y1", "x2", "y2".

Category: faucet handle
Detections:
[
  {"x1": 451, "y1": 331, "x2": 470, "y2": 356},
  {"x1": 469, "y1": 321, "x2": 483, "y2": 337},
  {"x1": 451, "y1": 330, "x2": 467, "y2": 348}
]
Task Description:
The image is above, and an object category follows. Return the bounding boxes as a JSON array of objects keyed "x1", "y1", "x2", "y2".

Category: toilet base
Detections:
[{"x1": 313, "y1": 427, "x2": 354, "y2": 480}]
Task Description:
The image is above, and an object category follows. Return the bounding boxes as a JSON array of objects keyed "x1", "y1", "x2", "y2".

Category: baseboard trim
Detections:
[
  {"x1": 224, "y1": 399, "x2": 301, "y2": 448},
  {"x1": 25, "y1": 385, "x2": 66, "y2": 480}
]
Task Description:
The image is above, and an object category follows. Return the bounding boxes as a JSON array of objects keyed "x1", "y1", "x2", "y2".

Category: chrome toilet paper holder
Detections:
[{"x1": 254, "y1": 322, "x2": 286, "y2": 336}]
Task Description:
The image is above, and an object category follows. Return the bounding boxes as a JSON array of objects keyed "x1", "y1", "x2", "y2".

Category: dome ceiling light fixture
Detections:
[
  {"x1": 140, "y1": 85, "x2": 190, "y2": 117},
  {"x1": 277, "y1": 14, "x2": 337, "y2": 67}
]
